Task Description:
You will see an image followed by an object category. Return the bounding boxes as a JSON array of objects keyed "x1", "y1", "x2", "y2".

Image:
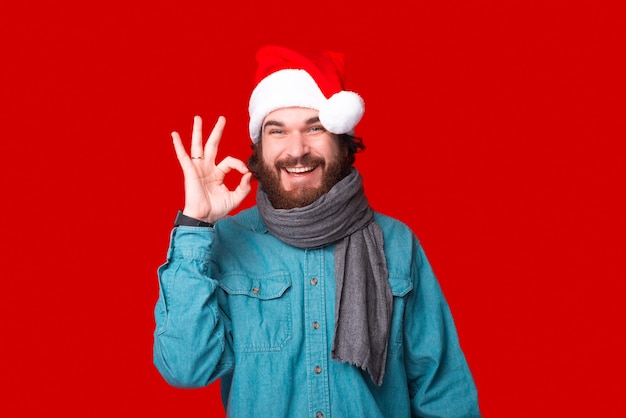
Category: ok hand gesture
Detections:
[{"x1": 171, "y1": 115, "x2": 252, "y2": 224}]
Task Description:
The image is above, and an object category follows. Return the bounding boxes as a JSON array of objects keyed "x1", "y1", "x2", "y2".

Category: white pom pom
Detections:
[{"x1": 319, "y1": 91, "x2": 365, "y2": 134}]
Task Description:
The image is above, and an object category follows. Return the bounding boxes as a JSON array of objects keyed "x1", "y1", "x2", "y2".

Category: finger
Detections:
[
  {"x1": 203, "y1": 116, "x2": 226, "y2": 161},
  {"x1": 216, "y1": 156, "x2": 250, "y2": 176},
  {"x1": 172, "y1": 131, "x2": 191, "y2": 165},
  {"x1": 190, "y1": 115, "x2": 204, "y2": 159},
  {"x1": 233, "y1": 172, "x2": 253, "y2": 199}
]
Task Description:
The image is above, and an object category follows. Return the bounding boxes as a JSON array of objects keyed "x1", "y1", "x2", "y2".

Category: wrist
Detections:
[{"x1": 174, "y1": 210, "x2": 214, "y2": 227}]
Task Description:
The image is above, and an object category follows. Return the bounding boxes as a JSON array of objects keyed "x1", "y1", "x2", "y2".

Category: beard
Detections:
[{"x1": 257, "y1": 154, "x2": 347, "y2": 210}]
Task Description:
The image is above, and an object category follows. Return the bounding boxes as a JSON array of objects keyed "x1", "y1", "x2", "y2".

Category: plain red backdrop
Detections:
[{"x1": 1, "y1": 1, "x2": 624, "y2": 416}]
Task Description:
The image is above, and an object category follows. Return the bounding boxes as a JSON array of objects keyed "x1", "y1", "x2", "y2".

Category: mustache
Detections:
[{"x1": 275, "y1": 156, "x2": 325, "y2": 169}]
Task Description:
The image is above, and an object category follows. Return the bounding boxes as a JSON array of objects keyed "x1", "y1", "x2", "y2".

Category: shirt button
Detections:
[
  {"x1": 251, "y1": 287, "x2": 259, "y2": 294},
  {"x1": 314, "y1": 366, "x2": 322, "y2": 374},
  {"x1": 310, "y1": 278, "x2": 318, "y2": 285},
  {"x1": 312, "y1": 321, "x2": 320, "y2": 329},
  {"x1": 316, "y1": 413, "x2": 324, "y2": 418}
]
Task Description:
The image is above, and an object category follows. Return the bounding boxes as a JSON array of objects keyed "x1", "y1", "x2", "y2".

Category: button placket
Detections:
[{"x1": 304, "y1": 249, "x2": 330, "y2": 417}]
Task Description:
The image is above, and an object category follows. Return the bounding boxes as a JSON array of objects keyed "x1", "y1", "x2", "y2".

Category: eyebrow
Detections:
[{"x1": 262, "y1": 116, "x2": 321, "y2": 131}]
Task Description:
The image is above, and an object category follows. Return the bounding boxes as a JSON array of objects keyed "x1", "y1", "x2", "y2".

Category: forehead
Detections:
[{"x1": 263, "y1": 107, "x2": 320, "y2": 125}]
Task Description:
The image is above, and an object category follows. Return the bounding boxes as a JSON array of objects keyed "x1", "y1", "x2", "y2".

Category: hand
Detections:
[{"x1": 171, "y1": 115, "x2": 252, "y2": 223}]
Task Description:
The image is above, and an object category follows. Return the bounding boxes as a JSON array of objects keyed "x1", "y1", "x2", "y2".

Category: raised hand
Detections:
[{"x1": 171, "y1": 115, "x2": 252, "y2": 224}]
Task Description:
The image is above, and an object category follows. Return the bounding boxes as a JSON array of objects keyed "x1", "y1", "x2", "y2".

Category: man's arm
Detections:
[
  {"x1": 404, "y1": 242, "x2": 482, "y2": 417},
  {"x1": 153, "y1": 226, "x2": 234, "y2": 387}
]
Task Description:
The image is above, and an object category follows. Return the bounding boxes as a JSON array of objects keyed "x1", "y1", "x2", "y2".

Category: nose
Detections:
[{"x1": 285, "y1": 131, "x2": 309, "y2": 158}]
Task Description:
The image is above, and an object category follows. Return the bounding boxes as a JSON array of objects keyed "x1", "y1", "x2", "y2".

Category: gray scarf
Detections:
[{"x1": 257, "y1": 169, "x2": 392, "y2": 386}]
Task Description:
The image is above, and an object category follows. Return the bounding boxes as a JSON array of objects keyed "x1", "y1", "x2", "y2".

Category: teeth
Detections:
[{"x1": 286, "y1": 166, "x2": 314, "y2": 173}]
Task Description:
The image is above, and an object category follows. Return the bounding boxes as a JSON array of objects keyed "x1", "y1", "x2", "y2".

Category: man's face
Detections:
[{"x1": 256, "y1": 107, "x2": 346, "y2": 209}]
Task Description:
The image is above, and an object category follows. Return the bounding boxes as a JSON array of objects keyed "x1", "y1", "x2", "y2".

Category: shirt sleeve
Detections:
[
  {"x1": 153, "y1": 226, "x2": 235, "y2": 388},
  {"x1": 404, "y1": 241, "x2": 482, "y2": 417}
]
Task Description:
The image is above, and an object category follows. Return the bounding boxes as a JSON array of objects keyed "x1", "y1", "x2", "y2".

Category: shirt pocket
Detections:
[
  {"x1": 387, "y1": 275, "x2": 414, "y2": 354},
  {"x1": 219, "y1": 272, "x2": 292, "y2": 353}
]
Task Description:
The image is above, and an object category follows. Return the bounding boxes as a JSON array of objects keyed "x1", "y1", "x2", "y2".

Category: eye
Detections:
[
  {"x1": 268, "y1": 128, "x2": 284, "y2": 135},
  {"x1": 308, "y1": 125, "x2": 326, "y2": 133}
]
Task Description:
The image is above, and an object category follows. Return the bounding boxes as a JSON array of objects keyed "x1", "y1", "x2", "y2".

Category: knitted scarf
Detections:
[{"x1": 256, "y1": 168, "x2": 392, "y2": 386}]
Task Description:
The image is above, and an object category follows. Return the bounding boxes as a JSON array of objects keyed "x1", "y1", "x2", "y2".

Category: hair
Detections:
[{"x1": 247, "y1": 133, "x2": 365, "y2": 180}]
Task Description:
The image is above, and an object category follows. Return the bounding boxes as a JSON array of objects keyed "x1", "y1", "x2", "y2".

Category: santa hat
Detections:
[{"x1": 248, "y1": 45, "x2": 365, "y2": 143}]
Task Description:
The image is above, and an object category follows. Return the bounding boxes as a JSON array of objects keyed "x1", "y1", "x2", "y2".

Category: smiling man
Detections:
[
  {"x1": 249, "y1": 108, "x2": 349, "y2": 209},
  {"x1": 153, "y1": 45, "x2": 481, "y2": 417}
]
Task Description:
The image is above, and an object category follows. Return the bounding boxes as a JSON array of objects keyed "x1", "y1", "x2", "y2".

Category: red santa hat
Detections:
[{"x1": 248, "y1": 45, "x2": 365, "y2": 143}]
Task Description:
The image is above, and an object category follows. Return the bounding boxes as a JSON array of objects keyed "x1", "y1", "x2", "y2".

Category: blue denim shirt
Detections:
[{"x1": 154, "y1": 207, "x2": 481, "y2": 417}]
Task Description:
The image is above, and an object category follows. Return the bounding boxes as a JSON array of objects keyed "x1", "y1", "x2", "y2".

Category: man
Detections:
[{"x1": 154, "y1": 45, "x2": 481, "y2": 417}]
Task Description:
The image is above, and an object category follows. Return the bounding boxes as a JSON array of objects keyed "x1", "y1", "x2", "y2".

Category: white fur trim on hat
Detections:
[{"x1": 248, "y1": 69, "x2": 365, "y2": 143}]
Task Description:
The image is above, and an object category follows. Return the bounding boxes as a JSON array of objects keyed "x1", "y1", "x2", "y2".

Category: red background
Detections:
[{"x1": 1, "y1": 1, "x2": 624, "y2": 416}]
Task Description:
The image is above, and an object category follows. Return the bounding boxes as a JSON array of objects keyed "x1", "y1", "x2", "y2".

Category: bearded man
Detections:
[{"x1": 153, "y1": 45, "x2": 481, "y2": 418}]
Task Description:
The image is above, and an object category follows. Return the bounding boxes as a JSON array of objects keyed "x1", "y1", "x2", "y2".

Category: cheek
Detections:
[
  {"x1": 323, "y1": 144, "x2": 343, "y2": 163},
  {"x1": 262, "y1": 151, "x2": 277, "y2": 167},
  {"x1": 260, "y1": 144, "x2": 280, "y2": 165}
]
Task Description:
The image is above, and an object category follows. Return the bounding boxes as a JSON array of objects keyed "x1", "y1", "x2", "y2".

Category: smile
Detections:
[{"x1": 285, "y1": 166, "x2": 315, "y2": 174}]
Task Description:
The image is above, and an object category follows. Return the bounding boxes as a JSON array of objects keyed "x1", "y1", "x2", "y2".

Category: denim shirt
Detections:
[{"x1": 154, "y1": 207, "x2": 481, "y2": 418}]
